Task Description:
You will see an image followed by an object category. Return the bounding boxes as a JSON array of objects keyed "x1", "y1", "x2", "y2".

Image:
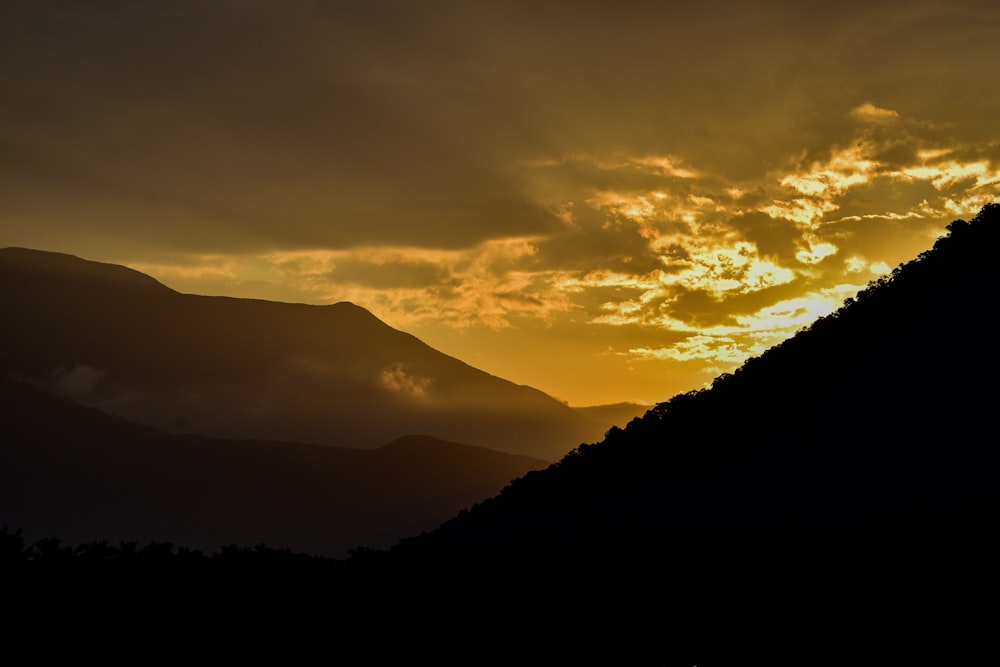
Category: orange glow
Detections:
[{"x1": 9, "y1": 3, "x2": 1000, "y2": 408}]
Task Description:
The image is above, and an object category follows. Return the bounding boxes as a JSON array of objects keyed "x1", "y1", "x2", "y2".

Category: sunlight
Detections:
[
  {"x1": 628, "y1": 335, "x2": 748, "y2": 363},
  {"x1": 558, "y1": 270, "x2": 660, "y2": 291},
  {"x1": 795, "y1": 241, "x2": 839, "y2": 265},
  {"x1": 630, "y1": 155, "x2": 700, "y2": 179},
  {"x1": 902, "y1": 161, "x2": 991, "y2": 189},
  {"x1": 850, "y1": 102, "x2": 900, "y2": 121},
  {"x1": 736, "y1": 294, "x2": 841, "y2": 333},
  {"x1": 655, "y1": 240, "x2": 797, "y2": 295},
  {"x1": 780, "y1": 145, "x2": 876, "y2": 201},
  {"x1": 586, "y1": 191, "x2": 659, "y2": 222},
  {"x1": 760, "y1": 197, "x2": 840, "y2": 226},
  {"x1": 945, "y1": 193, "x2": 1000, "y2": 216}
]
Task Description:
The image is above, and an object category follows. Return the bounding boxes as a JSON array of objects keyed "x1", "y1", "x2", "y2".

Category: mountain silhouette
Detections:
[
  {"x1": 358, "y1": 204, "x2": 1000, "y2": 663},
  {"x1": 391, "y1": 205, "x2": 999, "y2": 552},
  {"x1": 0, "y1": 247, "x2": 601, "y2": 460},
  {"x1": 572, "y1": 401, "x2": 650, "y2": 429},
  {"x1": 0, "y1": 375, "x2": 547, "y2": 556}
]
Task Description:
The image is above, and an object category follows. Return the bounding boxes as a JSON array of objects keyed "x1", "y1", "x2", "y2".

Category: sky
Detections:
[{"x1": 4, "y1": 1, "x2": 1000, "y2": 406}]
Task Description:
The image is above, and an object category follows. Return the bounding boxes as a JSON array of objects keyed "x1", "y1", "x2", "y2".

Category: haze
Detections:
[{"x1": 4, "y1": 1, "x2": 999, "y2": 405}]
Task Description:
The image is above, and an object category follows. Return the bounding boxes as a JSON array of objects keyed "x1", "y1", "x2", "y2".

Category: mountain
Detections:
[
  {"x1": 572, "y1": 401, "x2": 650, "y2": 429},
  {"x1": 0, "y1": 375, "x2": 547, "y2": 556},
  {"x1": 0, "y1": 247, "x2": 601, "y2": 460},
  {"x1": 395, "y1": 205, "x2": 1000, "y2": 550},
  {"x1": 365, "y1": 204, "x2": 1000, "y2": 662}
]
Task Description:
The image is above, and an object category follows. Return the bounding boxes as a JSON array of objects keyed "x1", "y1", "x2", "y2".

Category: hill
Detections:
[
  {"x1": 0, "y1": 247, "x2": 600, "y2": 459},
  {"x1": 0, "y1": 376, "x2": 548, "y2": 556},
  {"x1": 396, "y1": 205, "x2": 1000, "y2": 551},
  {"x1": 369, "y1": 204, "x2": 1000, "y2": 663},
  {"x1": 572, "y1": 401, "x2": 650, "y2": 429}
]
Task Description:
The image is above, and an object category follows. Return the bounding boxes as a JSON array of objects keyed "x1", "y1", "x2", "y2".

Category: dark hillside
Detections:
[
  {"x1": 0, "y1": 377, "x2": 547, "y2": 556},
  {"x1": 375, "y1": 204, "x2": 1000, "y2": 663},
  {"x1": 399, "y1": 205, "x2": 1000, "y2": 553}
]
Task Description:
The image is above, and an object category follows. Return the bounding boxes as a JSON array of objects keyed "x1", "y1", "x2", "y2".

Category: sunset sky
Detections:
[{"x1": 4, "y1": 1, "x2": 1000, "y2": 406}]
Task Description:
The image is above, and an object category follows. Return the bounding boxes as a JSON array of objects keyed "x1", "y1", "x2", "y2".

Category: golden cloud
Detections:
[
  {"x1": 795, "y1": 240, "x2": 839, "y2": 265},
  {"x1": 628, "y1": 335, "x2": 747, "y2": 363},
  {"x1": 131, "y1": 103, "x2": 1000, "y2": 380},
  {"x1": 850, "y1": 103, "x2": 901, "y2": 123}
]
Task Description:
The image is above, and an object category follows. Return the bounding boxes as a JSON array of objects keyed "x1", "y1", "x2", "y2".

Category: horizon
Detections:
[{"x1": 4, "y1": 2, "x2": 1000, "y2": 405}]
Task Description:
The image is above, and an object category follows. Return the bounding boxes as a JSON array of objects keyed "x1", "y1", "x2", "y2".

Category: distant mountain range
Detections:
[
  {"x1": 0, "y1": 375, "x2": 548, "y2": 555},
  {"x1": 0, "y1": 247, "x2": 619, "y2": 460}
]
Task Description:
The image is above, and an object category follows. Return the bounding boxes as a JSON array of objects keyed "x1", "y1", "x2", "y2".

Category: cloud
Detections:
[
  {"x1": 12, "y1": 1, "x2": 984, "y2": 258},
  {"x1": 795, "y1": 241, "x2": 839, "y2": 265},
  {"x1": 380, "y1": 363, "x2": 432, "y2": 398},
  {"x1": 851, "y1": 103, "x2": 901, "y2": 123},
  {"x1": 252, "y1": 238, "x2": 575, "y2": 330},
  {"x1": 663, "y1": 289, "x2": 737, "y2": 329},
  {"x1": 1, "y1": 2, "x2": 574, "y2": 254},
  {"x1": 727, "y1": 211, "x2": 802, "y2": 262},
  {"x1": 6, "y1": 1, "x2": 1000, "y2": 406},
  {"x1": 122, "y1": 99, "x2": 1000, "y2": 358},
  {"x1": 324, "y1": 257, "x2": 451, "y2": 290},
  {"x1": 628, "y1": 336, "x2": 748, "y2": 364}
]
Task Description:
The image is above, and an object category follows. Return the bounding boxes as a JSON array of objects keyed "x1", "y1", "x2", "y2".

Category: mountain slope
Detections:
[
  {"x1": 0, "y1": 376, "x2": 547, "y2": 556},
  {"x1": 0, "y1": 248, "x2": 599, "y2": 459},
  {"x1": 394, "y1": 205, "x2": 1000, "y2": 555},
  {"x1": 572, "y1": 401, "x2": 650, "y2": 430},
  {"x1": 359, "y1": 206, "x2": 1000, "y2": 662}
]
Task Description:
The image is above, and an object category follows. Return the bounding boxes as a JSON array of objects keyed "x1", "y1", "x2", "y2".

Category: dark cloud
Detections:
[
  {"x1": 563, "y1": 283, "x2": 651, "y2": 318},
  {"x1": 663, "y1": 272, "x2": 810, "y2": 329},
  {"x1": 0, "y1": 1, "x2": 566, "y2": 252},
  {"x1": 531, "y1": 206, "x2": 664, "y2": 275},
  {"x1": 947, "y1": 141, "x2": 1000, "y2": 164},
  {"x1": 713, "y1": 279, "x2": 812, "y2": 317},
  {"x1": 728, "y1": 212, "x2": 802, "y2": 263},
  {"x1": 7, "y1": 0, "x2": 997, "y2": 256},
  {"x1": 326, "y1": 258, "x2": 450, "y2": 289},
  {"x1": 494, "y1": 291, "x2": 545, "y2": 308},
  {"x1": 667, "y1": 288, "x2": 736, "y2": 329}
]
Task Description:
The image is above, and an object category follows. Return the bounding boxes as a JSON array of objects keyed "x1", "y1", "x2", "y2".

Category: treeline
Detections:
[{"x1": 0, "y1": 525, "x2": 349, "y2": 569}]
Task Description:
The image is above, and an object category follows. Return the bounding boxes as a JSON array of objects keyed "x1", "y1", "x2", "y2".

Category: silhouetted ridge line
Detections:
[
  {"x1": 338, "y1": 205, "x2": 1000, "y2": 662},
  {"x1": 389, "y1": 203, "x2": 1000, "y2": 559},
  {"x1": 0, "y1": 374, "x2": 548, "y2": 556},
  {"x1": 0, "y1": 246, "x2": 176, "y2": 293},
  {"x1": 0, "y1": 246, "x2": 604, "y2": 458}
]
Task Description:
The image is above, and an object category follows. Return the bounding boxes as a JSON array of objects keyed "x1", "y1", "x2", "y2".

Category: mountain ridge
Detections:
[
  {"x1": 330, "y1": 204, "x2": 999, "y2": 663},
  {"x1": 0, "y1": 374, "x2": 548, "y2": 556},
  {"x1": 0, "y1": 246, "x2": 602, "y2": 459},
  {"x1": 387, "y1": 204, "x2": 1000, "y2": 556}
]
